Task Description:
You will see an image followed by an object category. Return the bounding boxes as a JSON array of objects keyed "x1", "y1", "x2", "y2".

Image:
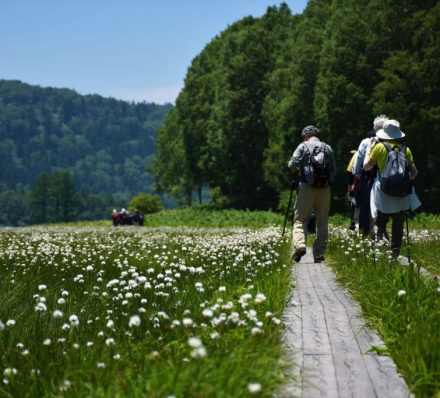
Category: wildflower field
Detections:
[
  {"x1": 327, "y1": 219, "x2": 440, "y2": 397},
  {"x1": 0, "y1": 217, "x2": 291, "y2": 397}
]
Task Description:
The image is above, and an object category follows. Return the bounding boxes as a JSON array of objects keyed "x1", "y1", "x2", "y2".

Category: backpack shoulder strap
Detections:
[
  {"x1": 303, "y1": 141, "x2": 313, "y2": 154},
  {"x1": 383, "y1": 142, "x2": 392, "y2": 152}
]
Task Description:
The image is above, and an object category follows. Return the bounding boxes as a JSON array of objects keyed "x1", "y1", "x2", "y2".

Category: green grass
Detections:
[
  {"x1": 411, "y1": 239, "x2": 440, "y2": 275},
  {"x1": 327, "y1": 226, "x2": 440, "y2": 398},
  {"x1": 330, "y1": 212, "x2": 440, "y2": 230},
  {"x1": 47, "y1": 209, "x2": 284, "y2": 229},
  {"x1": 0, "y1": 225, "x2": 292, "y2": 397},
  {"x1": 144, "y1": 208, "x2": 284, "y2": 228}
]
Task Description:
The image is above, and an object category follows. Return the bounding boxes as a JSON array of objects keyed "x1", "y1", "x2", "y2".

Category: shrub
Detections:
[{"x1": 128, "y1": 193, "x2": 163, "y2": 214}]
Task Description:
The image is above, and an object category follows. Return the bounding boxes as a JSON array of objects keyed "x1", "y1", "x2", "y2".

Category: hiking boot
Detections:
[
  {"x1": 292, "y1": 247, "x2": 306, "y2": 263},
  {"x1": 314, "y1": 255, "x2": 325, "y2": 263}
]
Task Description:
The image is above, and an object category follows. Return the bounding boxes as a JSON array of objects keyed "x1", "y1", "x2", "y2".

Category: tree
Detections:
[
  {"x1": 128, "y1": 193, "x2": 162, "y2": 214},
  {"x1": 50, "y1": 170, "x2": 82, "y2": 222},
  {"x1": 30, "y1": 173, "x2": 50, "y2": 223}
]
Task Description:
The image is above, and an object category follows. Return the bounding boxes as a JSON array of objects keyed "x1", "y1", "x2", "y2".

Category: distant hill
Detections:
[{"x1": 0, "y1": 79, "x2": 172, "y2": 198}]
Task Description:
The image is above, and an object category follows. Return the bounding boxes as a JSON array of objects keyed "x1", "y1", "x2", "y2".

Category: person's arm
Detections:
[
  {"x1": 288, "y1": 143, "x2": 305, "y2": 176},
  {"x1": 409, "y1": 162, "x2": 418, "y2": 180},
  {"x1": 363, "y1": 151, "x2": 376, "y2": 171},
  {"x1": 353, "y1": 141, "x2": 366, "y2": 178}
]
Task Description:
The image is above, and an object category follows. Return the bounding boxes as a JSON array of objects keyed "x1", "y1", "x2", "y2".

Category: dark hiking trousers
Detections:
[
  {"x1": 358, "y1": 176, "x2": 374, "y2": 236},
  {"x1": 376, "y1": 211, "x2": 405, "y2": 256}
]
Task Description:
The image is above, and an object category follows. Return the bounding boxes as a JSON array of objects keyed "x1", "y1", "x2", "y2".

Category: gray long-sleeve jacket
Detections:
[{"x1": 288, "y1": 136, "x2": 337, "y2": 184}]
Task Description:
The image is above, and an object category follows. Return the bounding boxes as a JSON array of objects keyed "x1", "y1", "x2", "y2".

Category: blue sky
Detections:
[{"x1": 0, "y1": 0, "x2": 308, "y2": 104}]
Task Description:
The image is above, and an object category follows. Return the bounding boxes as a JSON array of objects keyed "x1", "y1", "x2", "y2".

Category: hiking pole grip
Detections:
[{"x1": 282, "y1": 180, "x2": 296, "y2": 237}]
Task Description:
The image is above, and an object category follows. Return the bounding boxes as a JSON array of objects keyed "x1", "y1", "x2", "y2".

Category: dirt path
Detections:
[{"x1": 279, "y1": 250, "x2": 411, "y2": 398}]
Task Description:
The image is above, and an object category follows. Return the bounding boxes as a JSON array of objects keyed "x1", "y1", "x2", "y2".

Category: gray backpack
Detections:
[
  {"x1": 380, "y1": 143, "x2": 411, "y2": 197},
  {"x1": 303, "y1": 142, "x2": 330, "y2": 188}
]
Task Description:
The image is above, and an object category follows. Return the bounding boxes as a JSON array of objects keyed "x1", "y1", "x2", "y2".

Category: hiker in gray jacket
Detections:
[{"x1": 288, "y1": 125, "x2": 336, "y2": 263}]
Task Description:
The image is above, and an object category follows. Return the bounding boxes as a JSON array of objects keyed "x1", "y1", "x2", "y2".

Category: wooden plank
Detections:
[
  {"x1": 302, "y1": 353, "x2": 339, "y2": 397},
  {"x1": 280, "y1": 248, "x2": 411, "y2": 398}
]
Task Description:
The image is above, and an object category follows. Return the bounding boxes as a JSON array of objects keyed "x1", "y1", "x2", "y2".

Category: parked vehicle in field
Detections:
[{"x1": 111, "y1": 209, "x2": 144, "y2": 226}]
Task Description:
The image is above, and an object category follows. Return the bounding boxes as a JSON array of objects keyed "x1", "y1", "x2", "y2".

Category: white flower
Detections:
[
  {"x1": 397, "y1": 290, "x2": 406, "y2": 297},
  {"x1": 188, "y1": 337, "x2": 202, "y2": 348},
  {"x1": 182, "y1": 318, "x2": 193, "y2": 327},
  {"x1": 6, "y1": 320, "x2": 15, "y2": 327},
  {"x1": 228, "y1": 312, "x2": 240, "y2": 323},
  {"x1": 240, "y1": 293, "x2": 252, "y2": 302},
  {"x1": 191, "y1": 347, "x2": 207, "y2": 359},
  {"x1": 87, "y1": 341, "x2": 94, "y2": 347},
  {"x1": 106, "y1": 320, "x2": 115, "y2": 329},
  {"x1": 57, "y1": 298, "x2": 66, "y2": 305},
  {"x1": 53, "y1": 310, "x2": 63, "y2": 318},
  {"x1": 35, "y1": 302, "x2": 47, "y2": 312},
  {"x1": 202, "y1": 308, "x2": 213, "y2": 318},
  {"x1": 43, "y1": 339, "x2": 51, "y2": 346},
  {"x1": 105, "y1": 338, "x2": 115, "y2": 347},
  {"x1": 60, "y1": 380, "x2": 72, "y2": 391},
  {"x1": 69, "y1": 315, "x2": 79, "y2": 327},
  {"x1": 38, "y1": 284, "x2": 47, "y2": 291},
  {"x1": 3, "y1": 368, "x2": 17, "y2": 377},
  {"x1": 251, "y1": 327, "x2": 263, "y2": 335},
  {"x1": 218, "y1": 286, "x2": 226, "y2": 292},
  {"x1": 128, "y1": 315, "x2": 141, "y2": 328},
  {"x1": 248, "y1": 382, "x2": 262, "y2": 394},
  {"x1": 106, "y1": 279, "x2": 120, "y2": 288},
  {"x1": 97, "y1": 362, "x2": 106, "y2": 369},
  {"x1": 210, "y1": 331, "x2": 220, "y2": 339},
  {"x1": 255, "y1": 293, "x2": 266, "y2": 304},
  {"x1": 61, "y1": 290, "x2": 69, "y2": 297}
]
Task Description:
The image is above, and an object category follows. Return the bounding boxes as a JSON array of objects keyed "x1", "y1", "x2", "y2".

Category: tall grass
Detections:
[
  {"x1": 327, "y1": 227, "x2": 440, "y2": 397},
  {"x1": 144, "y1": 208, "x2": 284, "y2": 228},
  {"x1": 49, "y1": 209, "x2": 284, "y2": 229},
  {"x1": 0, "y1": 226, "x2": 291, "y2": 397}
]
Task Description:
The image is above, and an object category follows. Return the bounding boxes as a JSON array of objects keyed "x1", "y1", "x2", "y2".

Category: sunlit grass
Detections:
[
  {"x1": 327, "y1": 226, "x2": 440, "y2": 397},
  {"x1": 0, "y1": 226, "x2": 292, "y2": 397}
]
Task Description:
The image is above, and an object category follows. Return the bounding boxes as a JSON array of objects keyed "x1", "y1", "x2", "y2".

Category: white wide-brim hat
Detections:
[{"x1": 376, "y1": 119, "x2": 405, "y2": 140}]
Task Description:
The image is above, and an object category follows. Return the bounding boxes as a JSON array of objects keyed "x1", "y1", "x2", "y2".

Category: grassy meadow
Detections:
[
  {"x1": 0, "y1": 210, "x2": 291, "y2": 397},
  {"x1": 2, "y1": 208, "x2": 440, "y2": 397},
  {"x1": 327, "y1": 220, "x2": 440, "y2": 397}
]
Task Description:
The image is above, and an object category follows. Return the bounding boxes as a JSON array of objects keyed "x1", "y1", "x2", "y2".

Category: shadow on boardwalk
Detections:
[{"x1": 278, "y1": 250, "x2": 411, "y2": 398}]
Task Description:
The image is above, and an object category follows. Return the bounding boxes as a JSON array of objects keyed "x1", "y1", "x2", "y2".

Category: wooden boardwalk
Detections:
[{"x1": 279, "y1": 250, "x2": 411, "y2": 398}]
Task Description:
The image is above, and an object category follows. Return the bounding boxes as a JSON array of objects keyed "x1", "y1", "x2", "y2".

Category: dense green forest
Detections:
[
  {"x1": 152, "y1": 0, "x2": 440, "y2": 211},
  {"x1": 0, "y1": 80, "x2": 171, "y2": 225}
]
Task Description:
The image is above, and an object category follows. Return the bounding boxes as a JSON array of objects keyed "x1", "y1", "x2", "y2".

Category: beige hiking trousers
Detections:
[{"x1": 292, "y1": 183, "x2": 331, "y2": 258}]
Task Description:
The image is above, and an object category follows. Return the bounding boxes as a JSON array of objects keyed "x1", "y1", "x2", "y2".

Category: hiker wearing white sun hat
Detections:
[
  {"x1": 351, "y1": 114, "x2": 389, "y2": 236},
  {"x1": 364, "y1": 119, "x2": 419, "y2": 256}
]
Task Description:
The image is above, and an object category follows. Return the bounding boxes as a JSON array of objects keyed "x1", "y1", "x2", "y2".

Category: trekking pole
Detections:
[
  {"x1": 282, "y1": 180, "x2": 296, "y2": 237},
  {"x1": 405, "y1": 210, "x2": 411, "y2": 264}
]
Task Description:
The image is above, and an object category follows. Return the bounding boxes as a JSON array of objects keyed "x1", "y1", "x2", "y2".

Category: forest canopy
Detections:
[
  {"x1": 0, "y1": 80, "x2": 171, "y2": 224},
  {"x1": 152, "y1": 0, "x2": 440, "y2": 211}
]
